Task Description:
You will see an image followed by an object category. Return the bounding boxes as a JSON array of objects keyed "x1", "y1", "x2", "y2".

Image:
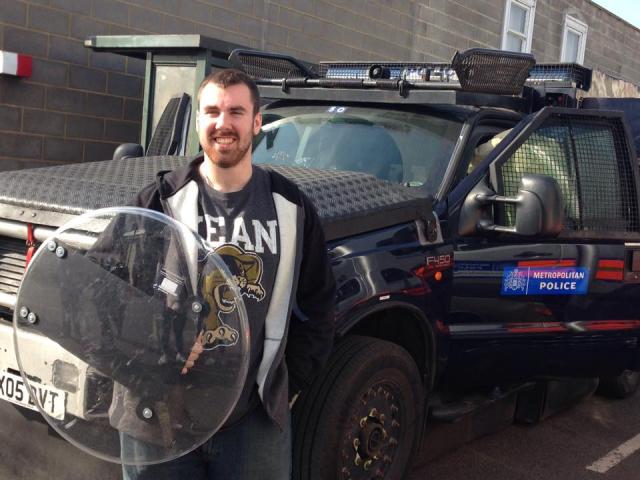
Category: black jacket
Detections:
[{"x1": 132, "y1": 156, "x2": 336, "y2": 429}]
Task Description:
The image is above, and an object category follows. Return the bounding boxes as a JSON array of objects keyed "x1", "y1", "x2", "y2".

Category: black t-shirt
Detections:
[{"x1": 195, "y1": 167, "x2": 280, "y2": 424}]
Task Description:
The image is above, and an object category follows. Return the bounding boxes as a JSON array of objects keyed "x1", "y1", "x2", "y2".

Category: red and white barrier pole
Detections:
[{"x1": 0, "y1": 51, "x2": 32, "y2": 78}]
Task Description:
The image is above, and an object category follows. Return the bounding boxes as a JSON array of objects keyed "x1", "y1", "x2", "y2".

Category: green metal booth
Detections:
[{"x1": 85, "y1": 34, "x2": 248, "y2": 156}]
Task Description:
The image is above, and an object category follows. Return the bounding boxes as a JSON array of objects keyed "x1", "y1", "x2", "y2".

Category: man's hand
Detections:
[{"x1": 181, "y1": 332, "x2": 204, "y2": 374}]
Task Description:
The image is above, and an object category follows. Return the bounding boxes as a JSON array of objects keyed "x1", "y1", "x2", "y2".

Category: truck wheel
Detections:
[
  {"x1": 598, "y1": 370, "x2": 640, "y2": 398},
  {"x1": 292, "y1": 335, "x2": 424, "y2": 480}
]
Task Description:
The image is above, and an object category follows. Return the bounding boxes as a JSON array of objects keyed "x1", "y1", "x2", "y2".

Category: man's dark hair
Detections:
[{"x1": 196, "y1": 69, "x2": 260, "y2": 115}]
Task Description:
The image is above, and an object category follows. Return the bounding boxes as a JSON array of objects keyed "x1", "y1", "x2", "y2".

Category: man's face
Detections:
[{"x1": 196, "y1": 82, "x2": 262, "y2": 169}]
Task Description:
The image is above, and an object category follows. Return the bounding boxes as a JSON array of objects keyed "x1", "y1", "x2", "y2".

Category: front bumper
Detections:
[{"x1": 0, "y1": 318, "x2": 91, "y2": 419}]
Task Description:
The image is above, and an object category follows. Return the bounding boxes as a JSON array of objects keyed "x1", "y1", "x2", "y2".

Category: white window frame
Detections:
[
  {"x1": 560, "y1": 14, "x2": 588, "y2": 64},
  {"x1": 501, "y1": 0, "x2": 537, "y2": 53}
]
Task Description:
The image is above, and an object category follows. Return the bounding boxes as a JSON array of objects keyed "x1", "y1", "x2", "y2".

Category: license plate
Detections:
[{"x1": 0, "y1": 370, "x2": 65, "y2": 420}]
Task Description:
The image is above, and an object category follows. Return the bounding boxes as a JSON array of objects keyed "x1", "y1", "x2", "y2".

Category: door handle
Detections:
[{"x1": 625, "y1": 246, "x2": 640, "y2": 283}]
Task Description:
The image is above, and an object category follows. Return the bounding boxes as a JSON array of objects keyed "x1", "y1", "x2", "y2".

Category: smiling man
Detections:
[
  {"x1": 196, "y1": 77, "x2": 261, "y2": 189},
  {"x1": 124, "y1": 70, "x2": 336, "y2": 479}
]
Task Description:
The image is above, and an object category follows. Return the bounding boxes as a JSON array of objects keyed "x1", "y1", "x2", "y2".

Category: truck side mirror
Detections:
[
  {"x1": 459, "y1": 174, "x2": 564, "y2": 237},
  {"x1": 511, "y1": 174, "x2": 563, "y2": 236}
]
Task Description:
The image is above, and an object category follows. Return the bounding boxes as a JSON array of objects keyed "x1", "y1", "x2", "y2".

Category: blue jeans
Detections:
[{"x1": 122, "y1": 406, "x2": 291, "y2": 480}]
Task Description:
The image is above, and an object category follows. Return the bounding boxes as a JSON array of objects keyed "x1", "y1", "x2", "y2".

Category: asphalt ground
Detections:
[
  {"x1": 408, "y1": 388, "x2": 640, "y2": 480},
  {"x1": 0, "y1": 388, "x2": 637, "y2": 479}
]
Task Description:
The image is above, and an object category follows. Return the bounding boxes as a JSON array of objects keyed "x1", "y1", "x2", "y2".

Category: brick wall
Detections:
[{"x1": 1, "y1": 0, "x2": 639, "y2": 170}]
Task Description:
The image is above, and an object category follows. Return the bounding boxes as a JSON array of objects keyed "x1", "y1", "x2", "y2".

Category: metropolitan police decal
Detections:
[{"x1": 501, "y1": 267, "x2": 590, "y2": 296}]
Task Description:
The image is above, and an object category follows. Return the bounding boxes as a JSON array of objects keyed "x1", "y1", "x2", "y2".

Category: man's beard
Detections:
[{"x1": 202, "y1": 133, "x2": 253, "y2": 169}]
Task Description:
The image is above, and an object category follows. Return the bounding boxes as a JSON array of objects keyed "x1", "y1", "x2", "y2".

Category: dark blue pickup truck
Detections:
[{"x1": 0, "y1": 42, "x2": 639, "y2": 479}]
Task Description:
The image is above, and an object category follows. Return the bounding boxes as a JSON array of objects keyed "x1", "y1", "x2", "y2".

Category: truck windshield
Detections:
[{"x1": 253, "y1": 105, "x2": 463, "y2": 193}]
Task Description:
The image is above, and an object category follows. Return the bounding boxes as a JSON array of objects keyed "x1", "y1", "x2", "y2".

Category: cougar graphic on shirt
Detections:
[{"x1": 200, "y1": 244, "x2": 266, "y2": 350}]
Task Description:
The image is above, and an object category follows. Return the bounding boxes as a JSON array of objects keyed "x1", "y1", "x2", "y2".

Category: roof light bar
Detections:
[
  {"x1": 526, "y1": 63, "x2": 592, "y2": 91},
  {"x1": 319, "y1": 51, "x2": 536, "y2": 96},
  {"x1": 229, "y1": 48, "x2": 540, "y2": 97},
  {"x1": 319, "y1": 62, "x2": 458, "y2": 83}
]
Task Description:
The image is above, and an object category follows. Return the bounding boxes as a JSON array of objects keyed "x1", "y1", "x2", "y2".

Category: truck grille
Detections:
[{"x1": 0, "y1": 237, "x2": 27, "y2": 297}]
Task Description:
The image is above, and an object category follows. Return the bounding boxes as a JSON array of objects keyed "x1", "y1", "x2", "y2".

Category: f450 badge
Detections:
[{"x1": 425, "y1": 254, "x2": 452, "y2": 270}]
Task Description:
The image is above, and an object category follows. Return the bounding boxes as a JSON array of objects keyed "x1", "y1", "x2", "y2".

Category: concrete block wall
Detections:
[
  {"x1": 260, "y1": 0, "x2": 504, "y2": 63},
  {"x1": 0, "y1": 0, "x2": 146, "y2": 170},
  {"x1": 533, "y1": 0, "x2": 640, "y2": 87},
  {"x1": 0, "y1": 0, "x2": 639, "y2": 170}
]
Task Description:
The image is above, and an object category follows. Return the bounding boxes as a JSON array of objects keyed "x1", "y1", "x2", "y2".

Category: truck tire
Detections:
[
  {"x1": 292, "y1": 335, "x2": 424, "y2": 480},
  {"x1": 598, "y1": 370, "x2": 640, "y2": 398}
]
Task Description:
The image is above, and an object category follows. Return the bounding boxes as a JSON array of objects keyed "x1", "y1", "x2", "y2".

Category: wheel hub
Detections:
[
  {"x1": 363, "y1": 421, "x2": 384, "y2": 457},
  {"x1": 340, "y1": 384, "x2": 401, "y2": 479}
]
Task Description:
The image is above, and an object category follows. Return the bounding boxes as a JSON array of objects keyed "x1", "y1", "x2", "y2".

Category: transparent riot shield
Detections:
[{"x1": 13, "y1": 207, "x2": 249, "y2": 465}]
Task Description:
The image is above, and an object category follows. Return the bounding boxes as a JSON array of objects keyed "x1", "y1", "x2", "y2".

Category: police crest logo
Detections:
[
  {"x1": 201, "y1": 244, "x2": 266, "y2": 350},
  {"x1": 502, "y1": 268, "x2": 528, "y2": 294}
]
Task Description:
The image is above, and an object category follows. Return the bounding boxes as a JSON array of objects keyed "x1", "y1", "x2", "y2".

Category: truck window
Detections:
[
  {"x1": 468, "y1": 128, "x2": 512, "y2": 174},
  {"x1": 253, "y1": 106, "x2": 463, "y2": 194},
  {"x1": 498, "y1": 117, "x2": 638, "y2": 233},
  {"x1": 151, "y1": 65, "x2": 197, "y2": 133}
]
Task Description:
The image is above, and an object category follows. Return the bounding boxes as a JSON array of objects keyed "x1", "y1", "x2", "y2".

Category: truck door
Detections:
[{"x1": 444, "y1": 107, "x2": 640, "y2": 388}]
